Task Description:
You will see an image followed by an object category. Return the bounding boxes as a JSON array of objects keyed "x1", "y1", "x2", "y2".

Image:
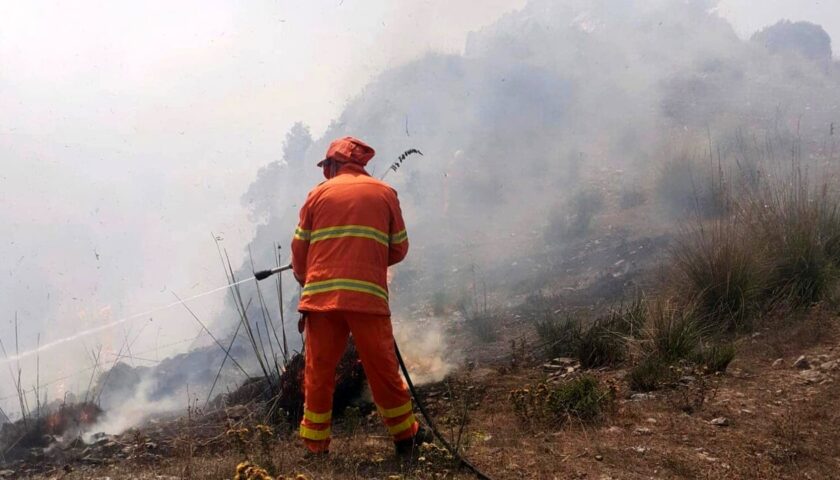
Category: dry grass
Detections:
[
  {"x1": 31, "y1": 314, "x2": 840, "y2": 479},
  {"x1": 671, "y1": 220, "x2": 767, "y2": 331}
]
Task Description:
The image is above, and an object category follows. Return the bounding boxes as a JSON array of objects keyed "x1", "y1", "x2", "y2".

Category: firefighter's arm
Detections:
[
  {"x1": 388, "y1": 190, "x2": 409, "y2": 266},
  {"x1": 291, "y1": 194, "x2": 314, "y2": 286}
]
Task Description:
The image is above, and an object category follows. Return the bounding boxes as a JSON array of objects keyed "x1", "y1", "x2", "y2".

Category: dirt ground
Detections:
[{"x1": 22, "y1": 305, "x2": 840, "y2": 480}]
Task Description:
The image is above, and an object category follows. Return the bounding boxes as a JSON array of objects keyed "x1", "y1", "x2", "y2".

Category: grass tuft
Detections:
[
  {"x1": 628, "y1": 355, "x2": 671, "y2": 392},
  {"x1": 755, "y1": 183, "x2": 840, "y2": 307},
  {"x1": 645, "y1": 301, "x2": 703, "y2": 361},
  {"x1": 693, "y1": 343, "x2": 736, "y2": 373},
  {"x1": 535, "y1": 312, "x2": 581, "y2": 358},
  {"x1": 577, "y1": 320, "x2": 626, "y2": 369},
  {"x1": 671, "y1": 221, "x2": 766, "y2": 331},
  {"x1": 510, "y1": 375, "x2": 612, "y2": 425}
]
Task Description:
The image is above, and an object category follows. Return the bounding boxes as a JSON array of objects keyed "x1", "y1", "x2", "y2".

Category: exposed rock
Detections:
[
  {"x1": 0, "y1": 470, "x2": 15, "y2": 479},
  {"x1": 793, "y1": 355, "x2": 810, "y2": 369},
  {"x1": 710, "y1": 417, "x2": 729, "y2": 427},
  {"x1": 819, "y1": 360, "x2": 838, "y2": 372},
  {"x1": 800, "y1": 369, "x2": 824, "y2": 384},
  {"x1": 552, "y1": 357, "x2": 577, "y2": 366},
  {"x1": 633, "y1": 427, "x2": 653, "y2": 436},
  {"x1": 772, "y1": 358, "x2": 783, "y2": 368}
]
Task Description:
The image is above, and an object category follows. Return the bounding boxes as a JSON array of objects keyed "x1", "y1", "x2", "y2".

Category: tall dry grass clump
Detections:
[
  {"x1": 671, "y1": 220, "x2": 767, "y2": 331},
  {"x1": 749, "y1": 178, "x2": 840, "y2": 308},
  {"x1": 642, "y1": 300, "x2": 704, "y2": 361},
  {"x1": 670, "y1": 157, "x2": 840, "y2": 330}
]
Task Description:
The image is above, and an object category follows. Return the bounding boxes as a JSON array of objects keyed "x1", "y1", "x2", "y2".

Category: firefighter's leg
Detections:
[
  {"x1": 346, "y1": 312, "x2": 419, "y2": 442},
  {"x1": 300, "y1": 311, "x2": 350, "y2": 453}
]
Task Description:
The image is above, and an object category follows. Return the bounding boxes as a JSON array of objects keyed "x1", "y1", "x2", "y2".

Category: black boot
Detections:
[
  {"x1": 303, "y1": 449, "x2": 329, "y2": 460},
  {"x1": 395, "y1": 425, "x2": 435, "y2": 457}
]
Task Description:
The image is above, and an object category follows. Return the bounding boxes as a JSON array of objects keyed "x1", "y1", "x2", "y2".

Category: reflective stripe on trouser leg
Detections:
[
  {"x1": 300, "y1": 407, "x2": 333, "y2": 450},
  {"x1": 378, "y1": 400, "x2": 418, "y2": 440},
  {"x1": 384, "y1": 412, "x2": 419, "y2": 440},
  {"x1": 301, "y1": 311, "x2": 351, "y2": 452},
  {"x1": 343, "y1": 312, "x2": 419, "y2": 442}
]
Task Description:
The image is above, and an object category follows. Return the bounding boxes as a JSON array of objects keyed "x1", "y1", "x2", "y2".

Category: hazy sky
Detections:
[
  {"x1": 0, "y1": 0, "x2": 530, "y2": 404},
  {"x1": 0, "y1": 0, "x2": 838, "y2": 406},
  {"x1": 717, "y1": 0, "x2": 840, "y2": 52}
]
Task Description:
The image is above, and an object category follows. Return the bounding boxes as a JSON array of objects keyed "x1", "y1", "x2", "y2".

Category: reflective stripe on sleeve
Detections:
[
  {"x1": 390, "y1": 229, "x2": 408, "y2": 244},
  {"x1": 294, "y1": 226, "x2": 311, "y2": 241}
]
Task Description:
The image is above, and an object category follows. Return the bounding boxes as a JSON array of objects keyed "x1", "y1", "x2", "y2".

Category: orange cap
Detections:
[{"x1": 318, "y1": 136, "x2": 375, "y2": 167}]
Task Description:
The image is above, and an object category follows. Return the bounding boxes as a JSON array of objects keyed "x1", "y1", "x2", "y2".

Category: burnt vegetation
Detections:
[{"x1": 5, "y1": 1, "x2": 840, "y2": 478}]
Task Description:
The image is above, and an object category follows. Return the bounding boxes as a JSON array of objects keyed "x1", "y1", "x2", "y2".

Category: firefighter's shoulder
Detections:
[{"x1": 362, "y1": 175, "x2": 400, "y2": 196}]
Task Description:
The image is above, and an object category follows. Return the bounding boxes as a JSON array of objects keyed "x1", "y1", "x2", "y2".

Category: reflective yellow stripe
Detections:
[
  {"x1": 378, "y1": 401, "x2": 413, "y2": 419},
  {"x1": 390, "y1": 229, "x2": 408, "y2": 244},
  {"x1": 300, "y1": 425, "x2": 331, "y2": 441},
  {"x1": 302, "y1": 278, "x2": 388, "y2": 301},
  {"x1": 303, "y1": 408, "x2": 332, "y2": 424},
  {"x1": 310, "y1": 225, "x2": 389, "y2": 246},
  {"x1": 294, "y1": 226, "x2": 311, "y2": 241},
  {"x1": 387, "y1": 413, "x2": 417, "y2": 435}
]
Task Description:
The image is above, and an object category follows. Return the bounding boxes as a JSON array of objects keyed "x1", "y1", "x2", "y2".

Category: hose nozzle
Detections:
[{"x1": 254, "y1": 263, "x2": 292, "y2": 281}]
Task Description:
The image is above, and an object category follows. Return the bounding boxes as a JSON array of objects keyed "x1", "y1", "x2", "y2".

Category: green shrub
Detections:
[
  {"x1": 646, "y1": 302, "x2": 703, "y2": 361},
  {"x1": 535, "y1": 312, "x2": 581, "y2": 358},
  {"x1": 629, "y1": 355, "x2": 671, "y2": 392},
  {"x1": 537, "y1": 300, "x2": 645, "y2": 368},
  {"x1": 549, "y1": 375, "x2": 612, "y2": 423},
  {"x1": 609, "y1": 296, "x2": 648, "y2": 338},
  {"x1": 694, "y1": 343, "x2": 736, "y2": 373},
  {"x1": 577, "y1": 321, "x2": 626, "y2": 369},
  {"x1": 509, "y1": 375, "x2": 612, "y2": 425}
]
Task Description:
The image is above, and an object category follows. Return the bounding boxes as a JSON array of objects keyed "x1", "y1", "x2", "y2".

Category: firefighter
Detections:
[{"x1": 291, "y1": 136, "x2": 430, "y2": 456}]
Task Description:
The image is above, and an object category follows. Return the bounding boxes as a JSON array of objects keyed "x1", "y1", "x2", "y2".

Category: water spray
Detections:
[{"x1": 2, "y1": 265, "x2": 291, "y2": 366}]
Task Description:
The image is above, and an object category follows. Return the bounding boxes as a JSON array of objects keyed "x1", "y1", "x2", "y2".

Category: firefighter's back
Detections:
[{"x1": 298, "y1": 169, "x2": 400, "y2": 314}]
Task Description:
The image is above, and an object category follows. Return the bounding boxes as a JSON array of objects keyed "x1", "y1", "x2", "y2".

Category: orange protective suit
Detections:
[{"x1": 291, "y1": 136, "x2": 417, "y2": 453}]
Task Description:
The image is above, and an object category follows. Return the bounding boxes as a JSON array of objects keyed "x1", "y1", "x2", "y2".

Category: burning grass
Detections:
[{"x1": 0, "y1": 402, "x2": 101, "y2": 460}]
